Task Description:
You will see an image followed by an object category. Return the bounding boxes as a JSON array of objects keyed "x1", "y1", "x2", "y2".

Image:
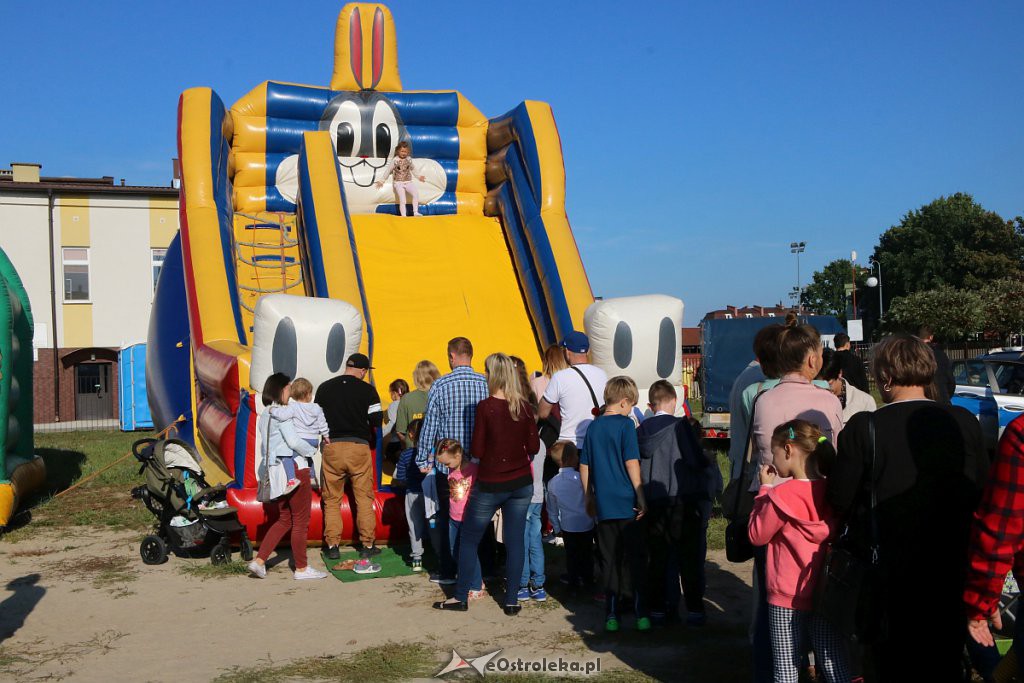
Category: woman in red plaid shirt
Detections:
[{"x1": 965, "y1": 414, "x2": 1024, "y2": 657}]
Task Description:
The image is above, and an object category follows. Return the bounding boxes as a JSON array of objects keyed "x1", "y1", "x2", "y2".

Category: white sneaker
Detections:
[
  {"x1": 353, "y1": 558, "x2": 381, "y2": 575},
  {"x1": 294, "y1": 566, "x2": 329, "y2": 580},
  {"x1": 247, "y1": 561, "x2": 267, "y2": 579}
]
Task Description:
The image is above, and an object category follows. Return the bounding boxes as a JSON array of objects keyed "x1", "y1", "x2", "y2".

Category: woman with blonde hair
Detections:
[
  {"x1": 434, "y1": 353, "x2": 540, "y2": 615},
  {"x1": 395, "y1": 360, "x2": 441, "y2": 449},
  {"x1": 530, "y1": 344, "x2": 569, "y2": 403}
]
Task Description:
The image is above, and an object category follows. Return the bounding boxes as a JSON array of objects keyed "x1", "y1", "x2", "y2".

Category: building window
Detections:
[
  {"x1": 62, "y1": 248, "x2": 90, "y2": 301},
  {"x1": 745, "y1": 313, "x2": 754, "y2": 318},
  {"x1": 152, "y1": 248, "x2": 167, "y2": 292},
  {"x1": 768, "y1": 312, "x2": 776, "y2": 317},
  {"x1": 724, "y1": 313, "x2": 733, "y2": 319}
]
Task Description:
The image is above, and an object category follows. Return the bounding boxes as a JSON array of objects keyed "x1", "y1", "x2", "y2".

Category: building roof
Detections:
[{"x1": 0, "y1": 171, "x2": 178, "y2": 197}]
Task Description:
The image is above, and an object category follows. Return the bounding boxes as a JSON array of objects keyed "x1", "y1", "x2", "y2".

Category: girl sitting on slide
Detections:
[{"x1": 375, "y1": 141, "x2": 426, "y2": 217}]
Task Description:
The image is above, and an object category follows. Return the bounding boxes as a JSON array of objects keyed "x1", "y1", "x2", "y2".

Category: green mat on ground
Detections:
[{"x1": 320, "y1": 546, "x2": 417, "y2": 582}]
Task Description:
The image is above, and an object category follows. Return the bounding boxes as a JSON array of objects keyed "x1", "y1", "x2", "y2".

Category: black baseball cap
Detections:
[{"x1": 345, "y1": 353, "x2": 374, "y2": 370}]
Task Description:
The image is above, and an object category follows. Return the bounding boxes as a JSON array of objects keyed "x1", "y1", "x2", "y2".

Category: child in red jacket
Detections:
[{"x1": 748, "y1": 419, "x2": 848, "y2": 683}]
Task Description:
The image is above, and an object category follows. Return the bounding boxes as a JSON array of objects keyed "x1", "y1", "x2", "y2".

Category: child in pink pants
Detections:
[{"x1": 376, "y1": 140, "x2": 425, "y2": 216}]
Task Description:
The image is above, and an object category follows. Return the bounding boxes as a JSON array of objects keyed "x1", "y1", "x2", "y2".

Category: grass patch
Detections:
[
  {"x1": 46, "y1": 555, "x2": 137, "y2": 590},
  {"x1": 213, "y1": 642, "x2": 435, "y2": 683},
  {"x1": 2, "y1": 430, "x2": 154, "y2": 542},
  {"x1": 178, "y1": 560, "x2": 251, "y2": 580}
]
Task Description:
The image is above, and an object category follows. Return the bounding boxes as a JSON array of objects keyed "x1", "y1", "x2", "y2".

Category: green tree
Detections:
[
  {"x1": 872, "y1": 193, "x2": 1024, "y2": 302},
  {"x1": 981, "y1": 277, "x2": 1024, "y2": 344},
  {"x1": 886, "y1": 285, "x2": 985, "y2": 341},
  {"x1": 801, "y1": 259, "x2": 868, "y2": 323}
]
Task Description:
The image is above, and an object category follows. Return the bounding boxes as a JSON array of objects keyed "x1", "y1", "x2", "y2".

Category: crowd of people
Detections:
[{"x1": 246, "y1": 315, "x2": 1024, "y2": 683}]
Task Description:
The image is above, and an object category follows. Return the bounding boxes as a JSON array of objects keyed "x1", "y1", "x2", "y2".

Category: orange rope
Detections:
[{"x1": 52, "y1": 417, "x2": 184, "y2": 500}]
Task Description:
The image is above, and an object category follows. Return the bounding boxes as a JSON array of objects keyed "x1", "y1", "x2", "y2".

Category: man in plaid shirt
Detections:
[
  {"x1": 965, "y1": 414, "x2": 1024, "y2": 648},
  {"x1": 416, "y1": 337, "x2": 488, "y2": 583}
]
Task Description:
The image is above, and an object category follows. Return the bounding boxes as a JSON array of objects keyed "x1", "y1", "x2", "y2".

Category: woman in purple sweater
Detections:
[{"x1": 434, "y1": 353, "x2": 540, "y2": 615}]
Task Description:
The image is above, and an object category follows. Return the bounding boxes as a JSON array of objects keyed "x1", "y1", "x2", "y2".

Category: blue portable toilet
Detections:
[{"x1": 119, "y1": 343, "x2": 153, "y2": 430}]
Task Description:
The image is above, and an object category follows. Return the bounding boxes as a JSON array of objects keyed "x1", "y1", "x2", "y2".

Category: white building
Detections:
[{"x1": 0, "y1": 162, "x2": 179, "y2": 426}]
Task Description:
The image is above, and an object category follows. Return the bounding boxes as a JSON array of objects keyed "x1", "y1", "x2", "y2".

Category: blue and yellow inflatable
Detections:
[{"x1": 149, "y1": 3, "x2": 594, "y2": 542}]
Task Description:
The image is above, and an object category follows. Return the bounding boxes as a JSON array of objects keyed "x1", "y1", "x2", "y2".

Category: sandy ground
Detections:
[{"x1": 0, "y1": 529, "x2": 754, "y2": 682}]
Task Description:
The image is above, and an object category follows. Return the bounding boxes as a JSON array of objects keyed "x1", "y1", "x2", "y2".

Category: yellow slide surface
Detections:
[{"x1": 352, "y1": 214, "x2": 542, "y2": 390}]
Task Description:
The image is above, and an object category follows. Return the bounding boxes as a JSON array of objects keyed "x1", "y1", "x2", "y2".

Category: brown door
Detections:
[{"x1": 75, "y1": 362, "x2": 113, "y2": 420}]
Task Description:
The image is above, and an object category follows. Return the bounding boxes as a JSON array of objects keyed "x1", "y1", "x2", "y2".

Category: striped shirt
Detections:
[{"x1": 416, "y1": 365, "x2": 489, "y2": 474}]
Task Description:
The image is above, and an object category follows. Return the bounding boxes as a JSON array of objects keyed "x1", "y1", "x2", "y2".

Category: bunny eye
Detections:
[
  {"x1": 336, "y1": 123, "x2": 355, "y2": 157},
  {"x1": 656, "y1": 316, "x2": 676, "y2": 378},
  {"x1": 371, "y1": 99, "x2": 399, "y2": 159},
  {"x1": 613, "y1": 321, "x2": 633, "y2": 369},
  {"x1": 327, "y1": 100, "x2": 361, "y2": 157}
]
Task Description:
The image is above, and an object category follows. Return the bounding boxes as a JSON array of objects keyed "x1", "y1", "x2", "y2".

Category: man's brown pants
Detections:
[{"x1": 321, "y1": 441, "x2": 376, "y2": 548}]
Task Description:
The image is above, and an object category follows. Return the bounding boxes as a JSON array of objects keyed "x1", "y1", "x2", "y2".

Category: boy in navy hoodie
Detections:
[{"x1": 637, "y1": 380, "x2": 714, "y2": 626}]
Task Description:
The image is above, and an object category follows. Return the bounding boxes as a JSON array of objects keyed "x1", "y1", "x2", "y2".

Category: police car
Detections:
[{"x1": 952, "y1": 348, "x2": 1024, "y2": 451}]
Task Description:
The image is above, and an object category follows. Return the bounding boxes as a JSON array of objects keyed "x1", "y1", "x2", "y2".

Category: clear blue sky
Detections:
[{"x1": 3, "y1": 1, "x2": 1022, "y2": 324}]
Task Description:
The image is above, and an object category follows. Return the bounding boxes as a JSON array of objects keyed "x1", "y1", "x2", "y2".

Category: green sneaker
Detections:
[
  {"x1": 605, "y1": 617, "x2": 620, "y2": 632},
  {"x1": 636, "y1": 617, "x2": 652, "y2": 631}
]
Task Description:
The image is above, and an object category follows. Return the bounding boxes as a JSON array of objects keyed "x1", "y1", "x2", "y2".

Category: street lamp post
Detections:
[
  {"x1": 850, "y1": 250, "x2": 858, "y2": 319},
  {"x1": 790, "y1": 241, "x2": 806, "y2": 311},
  {"x1": 866, "y1": 256, "x2": 884, "y2": 320}
]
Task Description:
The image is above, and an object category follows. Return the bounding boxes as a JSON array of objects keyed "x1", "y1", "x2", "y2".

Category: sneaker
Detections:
[
  {"x1": 686, "y1": 611, "x2": 707, "y2": 627},
  {"x1": 516, "y1": 587, "x2": 532, "y2": 601},
  {"x1": 247, "y1": 560, "x2": 266, "y2": 579},
  {"x1": 636, "y1": 617, "x2": 652, "y2": 631},
  {"x1": 430, "y1": 574, "x2": 456, "y2": 585},
  {"x1": 413, "y1": 212, "x2": 423, "y2": 217},
  {"x1": 283, "y1": 479, "x2": 300, "y2": 495},
  {"x1": 360, "y1": 545, "x2": 382, "y2": 557},
  {"x1": 353, "y1": 558, "x2": 381, "y2": 575},
  {"x1": 324, "y1": 545, "x2": 341, "y2": 560},
  {"x1": 468, "y1": 588, "x2": 489, "y2": 601},
  {"x1": 294, "y1": 566, "x2": 329, "y2": 580},
  {"x1": 605, "y1": 617, "x2": 620, "y2": 632},
  {"x1": 411, "y1": 559, "x2": 423, "y2": 572},
  {"x1": 530, "y1": 587, "x2": 548, "y2": 602}
]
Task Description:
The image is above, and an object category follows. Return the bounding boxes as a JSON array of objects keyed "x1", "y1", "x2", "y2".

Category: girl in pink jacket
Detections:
[{"x1": 748, "y1": 420, "x2": 849, "y2": 683}]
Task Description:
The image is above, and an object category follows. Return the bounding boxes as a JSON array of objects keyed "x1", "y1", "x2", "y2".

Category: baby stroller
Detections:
[{"x1": 130, "y1": 437, "x2": 253, "y2": 566}]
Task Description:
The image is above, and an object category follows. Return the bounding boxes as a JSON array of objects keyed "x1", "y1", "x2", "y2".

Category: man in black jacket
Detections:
[
  {"x1": 315, "y1": 353, "x2": 384, "y2": 569},
  {"x1": 832, "y1": 333, "x2": 870, "y2": 393},
  {"x1": 918, "y1": 326, "x2": 956, "y2": 404}
]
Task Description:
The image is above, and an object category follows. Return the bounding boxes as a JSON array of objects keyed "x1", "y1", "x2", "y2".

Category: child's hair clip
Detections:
[
  {"x1": 787, "y1": 427, "x2": 796, "y2": 440},
  {"x1": 817, "y1": 436, "x2": 828, "y2": 444}
]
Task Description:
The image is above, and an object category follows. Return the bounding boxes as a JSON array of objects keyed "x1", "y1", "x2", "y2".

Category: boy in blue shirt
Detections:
[
  {"x1": 580, "y1": 376, "x2": 649, "y2": 633},
  {"x1": 393, "y1": 419, "x2": 427, "y2": 572}
]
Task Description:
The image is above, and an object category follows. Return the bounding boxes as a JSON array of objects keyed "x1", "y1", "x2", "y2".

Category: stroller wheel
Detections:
[
  {"x1": 239, "y1": 533, "x2": 254, "y2": 562},
  {"x1": 140, "y1": 535, "x2": 168, "y2": 565},
  {"x1": 210, "y1": 541, "x2": 232, "y2": 566}
]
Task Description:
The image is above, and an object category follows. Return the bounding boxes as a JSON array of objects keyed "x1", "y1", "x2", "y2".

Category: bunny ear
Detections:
[
  {"x1": 349, "y1": 6, "x2": 364, "y2": 89},
  {"x1": 370, "y1": 7, "x2": 385, "y2": 89}
]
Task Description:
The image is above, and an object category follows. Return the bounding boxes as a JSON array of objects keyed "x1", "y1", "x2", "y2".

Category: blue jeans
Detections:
[
  {"x1": 449, "y1": 519, "x2": 481, "y2": 592},
  {"x1": 520, "y1": 502, "x2": 546, "y2": 589},
  {"x1": 456, "y1": 483, "x2": 532, "y2": 603},
  {"x1": 426, "y1": 471, "x2": 456, "y2": 579}
]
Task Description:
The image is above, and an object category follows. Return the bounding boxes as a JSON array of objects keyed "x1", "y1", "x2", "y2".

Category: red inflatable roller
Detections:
[{"x1": 227, "y1": 487, "x2": 408, "y2": 545}]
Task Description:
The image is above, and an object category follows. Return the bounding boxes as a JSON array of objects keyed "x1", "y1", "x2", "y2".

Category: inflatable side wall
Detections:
[{"x1": 0, "y1": 248, "x2": 46, "y2": 528}]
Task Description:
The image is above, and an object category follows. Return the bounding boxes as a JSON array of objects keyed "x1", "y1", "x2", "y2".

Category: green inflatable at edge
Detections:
[{"x1": 0, "y1": 247, "x2": 45, "y2": 529}]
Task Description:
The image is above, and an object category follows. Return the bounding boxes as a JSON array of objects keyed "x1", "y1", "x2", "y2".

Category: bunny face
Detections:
[
  {"x1": 320, "y1": 90, "x2": 407, "y2": 189},
  {"x1": 584, "y1": 294, "x2": 685, "y2": 398},
  {"x1": 248, "y1": 294, "x2": 364, "y2": 408},
  {"x1": 273, "y1": 91, "x2": 447, "y2": 214}
]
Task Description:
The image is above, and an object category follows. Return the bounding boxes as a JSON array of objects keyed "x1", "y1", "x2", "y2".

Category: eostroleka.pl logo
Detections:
[{"x1": 435, "y1": 650, "x2": 602, "y2": 678}]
